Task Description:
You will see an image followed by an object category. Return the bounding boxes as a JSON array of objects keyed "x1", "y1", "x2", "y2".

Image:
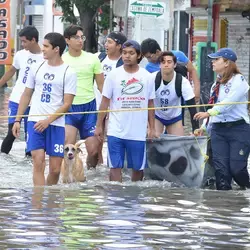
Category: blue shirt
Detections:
[
  {"x1": 145, "y1": 50, "x2": 189, "y2": 73},
  {"x1": 172, "y1": 50, "x2": 189, "y2": 65},
  {"x1": 145, "y1": 62, "x2": 160, "y2": 73}
]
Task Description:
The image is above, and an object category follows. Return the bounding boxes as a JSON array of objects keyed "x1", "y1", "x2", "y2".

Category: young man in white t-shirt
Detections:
[
  {"x1": 0, "y1": 26, "x2": 43, "y2": 155},
  {"x1": 153, "y1": 51, "x2": 199, "y2": 136},
  {"x1": 12, "y1": 32, "x2": 77, "y2": 186},
  {"x1": 96, "y1": 31, "x2": 127, "y2": 165},
  {"x1": 95, "y1": 40, "x2": 156, "y2": 182}
]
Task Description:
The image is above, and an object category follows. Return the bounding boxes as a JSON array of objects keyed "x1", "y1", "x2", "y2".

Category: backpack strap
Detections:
[
  {"x1": 116, "y1": 57, "x2": 124, "y2": 67},
  {"x1": 175, "y1": 73, "x2": 183, "y2": 98},
  {"x1": 98, "y1": 52, "x2": 107, "y2": 62},
  {"x1": 155, "y1": 71, "x2": 162, "y2": 91}
]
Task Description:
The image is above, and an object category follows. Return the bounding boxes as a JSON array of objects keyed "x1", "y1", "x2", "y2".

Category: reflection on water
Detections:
[
  {"x1": 1, "y1": 186, "x2": 250, "y2": 249},
  {"x1": 1, "y1": 91, "x2": 250, "y2": 249}
]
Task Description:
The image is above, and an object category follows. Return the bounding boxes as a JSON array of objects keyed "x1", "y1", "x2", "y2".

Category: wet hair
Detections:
[
  {"x1": 158, "y1": 51, "x2": 177, "y2": 64},
  {"x1": 19, "y1": 26, "x2": 39, "y2": 42},
  {"x1": 141, "y1": 38, "x2": 161, "y2": 55},
  {"x1": 219, "y1": 58, "x2": 241, "y2": 84},
  {"x1": 63, "y1": 25, "x2": 84, "y2": 39},
  {"x1": 44, "y1": 32, "x2": 66, "y2": 56},
  {"x1": 122, "y1": 40, "x2": 142, "y2": 63}
]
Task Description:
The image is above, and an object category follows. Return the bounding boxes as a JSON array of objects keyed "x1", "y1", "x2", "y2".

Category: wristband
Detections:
[{"x1": 14, "y1": 120, "x2": 21, "y2": 123}]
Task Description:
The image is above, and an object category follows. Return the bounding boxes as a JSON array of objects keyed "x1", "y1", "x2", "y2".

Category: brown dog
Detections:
[{"x1": 61, "y1": 140, "x2": 86, "y2": 183}]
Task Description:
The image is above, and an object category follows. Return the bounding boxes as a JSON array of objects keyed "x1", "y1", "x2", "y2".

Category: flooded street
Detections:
[{"x1": 0, "y1": 89, "x2": 250, "y2": 249}]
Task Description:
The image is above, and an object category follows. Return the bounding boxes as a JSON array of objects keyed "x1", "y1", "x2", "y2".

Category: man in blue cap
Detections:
[{"x1": 95, "y1": 40, "x2": 156, "y2": 182}]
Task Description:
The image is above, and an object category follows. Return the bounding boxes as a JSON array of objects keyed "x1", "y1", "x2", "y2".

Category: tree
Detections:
[{"x1": 55, "y1": 0, "x2": 108, "y2": 52}]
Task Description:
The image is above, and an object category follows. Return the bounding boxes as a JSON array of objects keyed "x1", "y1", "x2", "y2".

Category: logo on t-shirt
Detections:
[
  {"x1": 44, "y1": 73, "x2": 55, "y2": 81},
  {"x1": 27, "y1": 58, "x2": 36, "y2": 64},
  {"x1": 103, "y1": 64, "x2": 112, "y2": 73},
  {"x1": 121, "y1": 78, "x2": 143, "y2": 95}
]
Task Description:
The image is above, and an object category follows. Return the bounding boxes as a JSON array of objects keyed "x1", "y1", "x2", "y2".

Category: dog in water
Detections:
[{"x1": 61, "y1": 140, "x2": 86, "y2": 183}]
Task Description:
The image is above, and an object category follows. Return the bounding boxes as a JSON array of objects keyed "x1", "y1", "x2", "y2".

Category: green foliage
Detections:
[
  {"x1": 54, "y1": 0, "x2": 109, "y2": 52},
  {"x1": 55, "y1": 0, "x2": 107, "y2": 14},
  {"x1": 54, "y1": 0, "x2": 77, "y2": 24}
]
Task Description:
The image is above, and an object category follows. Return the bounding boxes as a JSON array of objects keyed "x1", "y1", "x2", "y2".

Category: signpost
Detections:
[
  {"x1": 128, "y1": 1, "x2": 166, "y2": 18},
  {"x1": 0, "y1": 0, "x2": 12, "y2": 65}
]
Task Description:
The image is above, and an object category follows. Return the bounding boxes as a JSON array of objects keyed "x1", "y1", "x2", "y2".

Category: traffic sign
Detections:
[{"x1": 128, "y1": 1, "x2": 166, "y2": 18}]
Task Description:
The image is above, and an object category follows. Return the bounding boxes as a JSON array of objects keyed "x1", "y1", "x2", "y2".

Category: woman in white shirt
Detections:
[{"x1": 194, "y1": 48, "x2": 250, "y2": 190}]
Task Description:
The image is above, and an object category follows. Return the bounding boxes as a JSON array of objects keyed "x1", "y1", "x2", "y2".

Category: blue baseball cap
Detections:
[
  {"x1": 208, "y1": 48, "x2": 237, "y2": 62},
  {"x1": 122, "y1": 40, "x2": 141, "y2": 51},
  {"x1": 107, "y1": 32, "x2": 127, "y2": 45}
]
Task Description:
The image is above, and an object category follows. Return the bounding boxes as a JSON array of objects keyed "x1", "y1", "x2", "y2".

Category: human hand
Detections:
[
  {"x1": 12, "y1": 121, "x2": 21, "y2": 138},
  {"x1": 194, "y1": 112, "x2": 209, "y2": 120},
  {"x1": 34, "y1": 119, "x2": 50, "y2": 133},
  {"x1": 94, "y1": 126, "x2": 104, "y2": 142},
  {"x1": 193, "y1": 128, "x2": 204, "y2": 136},
  {"x1": 147, "y1": 128, "x2": 158, "y2": 140}
]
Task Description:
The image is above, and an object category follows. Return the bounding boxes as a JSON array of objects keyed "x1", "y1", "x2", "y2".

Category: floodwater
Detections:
[{"x1": 1, "y1": 89, "x2": 250, "y2": 249}]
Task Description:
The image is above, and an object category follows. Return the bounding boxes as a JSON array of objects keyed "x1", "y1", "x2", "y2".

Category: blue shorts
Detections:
[
  {"x1": 9, "y1": 101, "x2": 30, "y2": 134},
  {"x1": 156, "y1": 114, "x2": 183, "y2": 127},
  {"x1": 27, "y1": 121, "x2": 65, "y2": 157},
  {"x1": 65, "y1": 99, "x2": 97, "y2": 139},
  {"x1": 107, "y1": 136, "x2": 147, "y2": 171}
]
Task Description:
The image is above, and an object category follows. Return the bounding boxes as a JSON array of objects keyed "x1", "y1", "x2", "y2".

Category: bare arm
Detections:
[
  {"x1": 47, "y1": 94, "x2": 74, "y2": 124},
  {"x1": 34, "y1": 94, "x2": 75, "y2": 133},
  {"x1": 12, "y1": 87, "x2": 33, "y2": 138},
  {"x1": 96, "y1": 96, "x2": 110, "y2": 128},
  {"x1": 148, "y1": 99, "x2": 155, "y2": 130},
  {"x1": 95, "y1": 73, "x2": 104, "y2": 93},
  {"x1": 95, "y1": 96, "x2": 110, "y2": 141},
  {"x1": 15, "y1": 87, "x2": 34, "y2": 122},
  {"x1": 187, "y1": 61, "x2": 200, "y2": 103},
  {"x1": 0, "y1": 66, "x2": 17, "y2": 87}
]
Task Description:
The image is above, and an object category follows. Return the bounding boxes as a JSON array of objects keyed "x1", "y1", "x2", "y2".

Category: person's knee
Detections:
[
  {"x1": 86, "y1": 137, "x2": 100, "y2": 156},
  {"x1": 230, "y1": 160, "x2": 247, "y2": 176},
  {"x1": 32, "y1": 155, "x2": 45, "y2": 171},
  {"x1": 49, "y1": 166, "x2": 61, "y2": 176}
]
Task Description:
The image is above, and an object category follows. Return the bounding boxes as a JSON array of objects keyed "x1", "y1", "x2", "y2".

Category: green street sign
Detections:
[{"x1": 129, "y1": 1, "x2": 165, "y2": 17}]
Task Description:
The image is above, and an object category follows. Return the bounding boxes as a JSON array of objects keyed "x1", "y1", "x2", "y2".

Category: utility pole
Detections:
[
  {"x1": 109, "y1": 0, "x2": 113, "y2": 32},
  {"x1": 16, "y1": 0, "x2": 25, "y2": 51},
  {"x1": 207, "y1": 0, "x2": 213, "y2": 53},
  {"x1": 168, "y1": 0, "x2": 174, "y2": 50},
  {"x1": 124, "y1": 0, "x2": 129, "y2": 37}
]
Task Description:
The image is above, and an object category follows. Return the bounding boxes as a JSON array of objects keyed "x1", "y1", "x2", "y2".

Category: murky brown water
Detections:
[{"x1": 1, "y1": 89, "x2": 250, "y2": 249}]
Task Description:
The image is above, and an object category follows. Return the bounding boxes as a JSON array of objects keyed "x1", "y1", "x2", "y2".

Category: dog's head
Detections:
[{"x1": 64, "y1": 144, "x2": 82, "y2": 161}]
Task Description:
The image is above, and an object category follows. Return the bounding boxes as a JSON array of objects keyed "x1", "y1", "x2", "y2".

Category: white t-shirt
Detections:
[
  {"x1": 102, "y1": 66, "x2": 155, "y2": 141},
  {"x1": 26, "y1": 61, "x2": 77, "y2": 127},
  {"x1": 10, "y1": 49, "x2": 44, "y2": 104},
  {"x1": 153, "y1": 71, "x2": 194, "y2": 120},
  {"x1": 209, "y1": 74, "x2": 249, "y2": 123},
  {"x1": 102, "y1": 56, "x2": 119, "y2": 79},
  {"x1": 95, "y1": 55, "x2": 119, "y2": 108}
]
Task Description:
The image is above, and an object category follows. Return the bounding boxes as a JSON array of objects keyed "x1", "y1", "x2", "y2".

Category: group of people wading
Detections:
[{"x1": 0, "y1": 25, "x2": 250, "y2": 191}]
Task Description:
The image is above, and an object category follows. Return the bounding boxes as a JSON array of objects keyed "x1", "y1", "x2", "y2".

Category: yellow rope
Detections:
[
  {"x1": 194, "y1": 136, "x2": 210, "y2": 169},
  {"x1": 1, "y1": 101, "x2": 250, "y2": 120}
]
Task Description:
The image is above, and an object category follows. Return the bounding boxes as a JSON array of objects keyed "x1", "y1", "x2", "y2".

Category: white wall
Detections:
[
  {"x1": 43, "y1": 0, "x2": 54, "y2": 35},
  {"x1": 53, "y1": 16, "x2": 64, "y2": 34}
]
